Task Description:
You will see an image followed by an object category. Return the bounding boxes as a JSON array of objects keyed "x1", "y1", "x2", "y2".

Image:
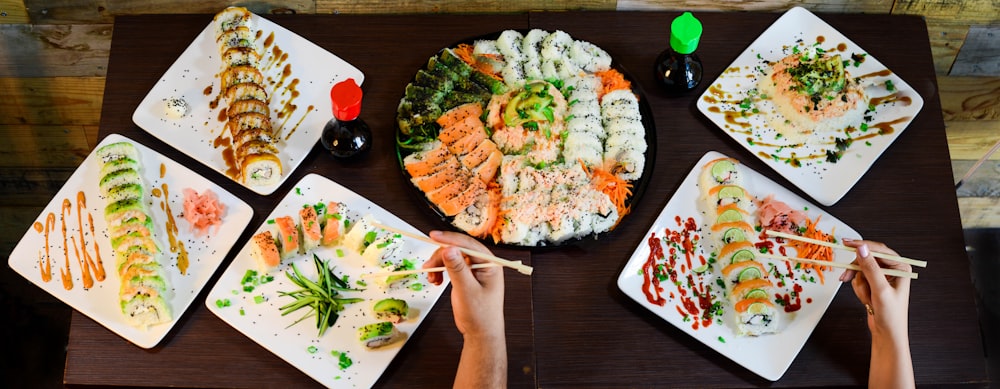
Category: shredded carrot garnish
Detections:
[
  {"x1": 784, "y1": 215, "x2": 836, "y2": 284},
  {"x1": 581, "y1": 160, "x2": 632, "y2": 225},
  {"x1": 595, "y1": 69, "x2": 632, "y2": 99},
  {"x1": 453, "y1": 44, "x2": 503, "y2": 81}
]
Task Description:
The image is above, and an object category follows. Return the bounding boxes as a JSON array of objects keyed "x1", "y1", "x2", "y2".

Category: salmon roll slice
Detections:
[
  {"x1": 321, "y1": 202, "x2": 350, "y2": 246},
  {"x1": 436, "y1": 102, "x2": 483, "y2": 128},
  {"x1": 222, "y1": 65, "x2": 264, "y2": 90},
  {"x1": 425, "y1": 178, "x2": 471, "y2": 210},
  {"x1": 116, "y1": 247, "x2": 157, "y2": 277},
  {"x1": 274, "y1": 216, "x2": 300, "y2": 258},
  {"x1": 707, "y1": 184, "x2": 752, "y2": 209},
  {"x1": 700, "y1": 157, "x2": 742, "y2": 188},
  {"x1": 460, "y1": 138, "x2": 497, "y2": 169},
  {"x1": 299, "y1": 206, "x2": 322, "y2": 252},
  {"x1": 451, "y1": 185, "x2": 501, "y2": 238},
  {"x1": 249, "y1": 230, "x2": 280, "y2": 272},
  {"x1": 721, "y1": 260, "x2": 767, "y2": 290},
  {"x1": 731, "y1": 278, "x2": 775, "y2": 303},
  {"x1": 225, "y1": 82, "x2": 268, "y2": 103},
  {"x1": 734, "y1": 298, "x2": 779, "y2": 336},
  {"x1": 719, "y1": 241, "x2": 756, "y2": 265}
]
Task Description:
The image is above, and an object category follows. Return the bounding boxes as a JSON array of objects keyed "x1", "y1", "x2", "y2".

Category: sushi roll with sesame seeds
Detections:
[
  {"x1": 213, "y1": 6, "x2": 253, "y2": 35},
  {"x1": 372, "y1": 298, "x2": 409, "y2": 324},
  {"x1": 249, "y1": 230, "x2": 281, "y2": 272},
  {"x1": 362, "y1": 233, "x2": 401, "y2": 266},
  {"x1": 358, "y1": 321, "x2": 404, "y2": 349},
  {"x1": 273, "y1": 216, "x2": 300, "y2": 258},
  {"x1": 734, "y1": 298, "x2": 780, "y2": 336}
]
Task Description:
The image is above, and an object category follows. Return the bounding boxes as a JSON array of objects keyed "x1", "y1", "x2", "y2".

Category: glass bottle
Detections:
[
  {"x1": 320, "y1": 78, "x2": 372, "y2": 159},
  {"x1": 654, "y1": 12, "x2": 704, "y2": 94}
]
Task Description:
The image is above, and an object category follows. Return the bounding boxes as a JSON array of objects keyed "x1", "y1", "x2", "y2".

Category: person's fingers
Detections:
[
  {"x1": 839, "y1": 268, "x2": 856, "y2": 282},
  {"x1": 441, "y1": 246, "x2": 478, "y2": 290},
  {"x1": 844, "y1": 240, "x2": 891, "y2": 293},
  {"x1": 851, "y1": 269, "x2": 872, "y2": 306},
  {"x1": 429, "y1": 230, "x2": 493, "y2": 264},
  {"x1": 423, "y1": 248, "x2": 447, "y2": 285}
]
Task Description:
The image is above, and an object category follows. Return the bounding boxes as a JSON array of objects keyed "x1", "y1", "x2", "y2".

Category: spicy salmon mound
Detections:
[{"x1": 758, "y1": 50, "x2": 867, "y2": 142}]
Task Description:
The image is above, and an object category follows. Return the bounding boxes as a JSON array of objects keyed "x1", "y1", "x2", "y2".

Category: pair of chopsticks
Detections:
[
  {"x1": 360, "y1": 222, "x2": 533, "y2": 278},
  {"x1": 760, "y1": 230, "x2": 925, "y2": 279}
]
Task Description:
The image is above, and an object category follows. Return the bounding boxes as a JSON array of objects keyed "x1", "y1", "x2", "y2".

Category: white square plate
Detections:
[
  {"x1": 133, "y1": 12, "x2": 364, "y2": 195},
  {"x1": 7, "y1": 133, "x2": 254, "y2": 349},
  {"x1": 696, "y1": 7, "x2": 923, "y2": 206},
  {"x1": 617, "y1": 151, "x2": 860, "y2": 381},
  {"x1": 206, "y1": 173, "x2": 449, "y2": 388}
]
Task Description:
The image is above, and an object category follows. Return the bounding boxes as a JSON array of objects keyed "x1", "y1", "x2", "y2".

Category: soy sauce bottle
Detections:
[
  {"x1": 320, "y1": 78, "x2": 371, "y2": 159},
  {"x1": 654, "y1": 12, "x2": 704, "y2": 94}
]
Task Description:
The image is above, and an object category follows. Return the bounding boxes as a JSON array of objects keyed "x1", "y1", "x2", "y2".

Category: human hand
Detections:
[
  {"x1": 423, "y1": 230, "x2": 505, "y2": 341},
  {"x1": 838, "y1": 239, "x2": 911, "y2": 340}
]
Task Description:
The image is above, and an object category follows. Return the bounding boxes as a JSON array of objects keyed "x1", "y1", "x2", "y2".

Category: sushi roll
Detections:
[
  {"x1": 249, "y1": 230, "x2": 280, "y2": 272},
  {"x1": 299, "y1": 206, "x2": 322, "y2": 252},
  {"x1": 104, "y1": 199, "x2": 149, "y2": 229},
  {"x1": 496, "y1": 30, "x2": 524, "y2": 62},
  {"x1": 96, "y1": 142, "x2": 139, "y2": 163},
  {"x1": 568, "y1": 40, "x2": 612, "y2": 73},
  {"x1": 358, "y1": 321, "x2": 404, "y2": 349},
  {"x1": 700, "y1": 157, "x2": 742, "y2": 188},
  {"x1": 241, "y1": 153, "x2": 282, "y2": 186},
  {"x1": 721, "y1": 260, "x2": 767, "y2": 290},
  {"x1": 273, "y1": 216, "x2": 300, "y2": 258},
  {"x1": 342, "y1": 214, "x2": 383, "y2": 254},
  {"x1": 104, "y1": 183, "x2": 145, "y2": 203},
  {"x1": 718, "y1": 241, "x2": 757, "y2": 265},
  {"x1": 213, "y1": 6, "x2": 253, "y2": 35},
  {"x1": 600, "y1": 90, "x2": 642, "y2": 121},
  {"x1": 473, "y1": 39, "x2": 505, "y2": 73},
  {"x1": 116, "y1": 247, "x2": 158, "y2": 277},
  {"x1": 372, "y1": 298, "x2": 409, "y2": 324},
  {"x1": 221, "y1": 47, "x2": 262, "y2": 69},
  {"x1": 221, "y1": 66, "x2": 264, "y2": 90},
  {"x1": 99, "y1": 157, "x2": 139, "y2": 179},
  {"x1": 734, "y1": 298, "x2": 780, "y2": 336},
  {"x1": 227, "y1": 98, "x2": 269, "y2": 118},
  {"x1": 540, "y1": 30, "x2": 572, "y2": 61},
  {"x1": 521, "y1": 29, "x2": 548, "y2": 63},
  {"x1": 121, "y1": 294, "x2": 171, "y2": 329},
  {"x1": 225, "y1": 82, "x2": 268, "y2": 104},
  {"x1": 99, "y1": 168, "x2": 142, "y2": 197},
  {"x1": 119, "y1": 273, "x2": 168, "y2": 301},
  {"x1": 320, "y1": 202, "x2": 351, "y2": 246},
  {"x1": 706, "y1": 184, "x2": 752, "y2": 209},
  {"x1": 731, "y1": 278, "x2": 775, "y2": 303},
  {"x1": 361, "y1": 234, "x2": 401, "y2": 266},
  {"x1": 216, "y1": 26, "x2": 255, "y2": 55}
]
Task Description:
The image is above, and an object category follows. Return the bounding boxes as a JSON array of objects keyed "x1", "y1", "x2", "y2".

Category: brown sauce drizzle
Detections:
[
  {"x1": 203, "y1": 85, "x2": 213, "y2": 96},
  {"x1": 703, "y1": 95, "x2": 718, "y2": 104},
  {"x1": 869, "y1": 93, "x2": 912, "y2": 107},
  {"x1": 158, "y1": 183, "x2": 189, "y2": 275},
  {"x1": 264, "y1": 31, "x2": 275, "y2": 49},
  {"x1": 837, "y1": 43, "x2": 847, "y2": 52},
  {"x1": 860, "y1": 69, "x2": 892, "y2": 79},
  {"x1": 816, "y1": 35, "x2": 825, "y2": 43},
  {"x1": 217, "y1": 107, "x2": 229, "y2": 122}
]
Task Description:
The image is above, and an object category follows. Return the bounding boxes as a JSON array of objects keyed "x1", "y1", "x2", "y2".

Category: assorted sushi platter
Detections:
[
  {"x1": 7, "y1": 134, "x2": 254, "y2": 349},
  {"x1": 133, "y1": 7, "x2": 364, "y2": 195},
  {"x1": 396, "y1": 29, "x2": 655, "y2": 246},
  {"x1": 696, "y1": 7, "x2": 923, "y2": 206},
  {"x1": 205, "y1": 173, "x2": 449, "y2": 388},
  {"x1": 616, "y1": 151, "x2": 860, "y2": 381}
]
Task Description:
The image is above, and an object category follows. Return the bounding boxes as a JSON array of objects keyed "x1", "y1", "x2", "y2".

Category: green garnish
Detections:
[
  {"x1": 307, "y1": 345, "x2": 318, "y2": 353},
  {"x1": 278, "y1": 254, "x2": 364, "y2": 337},
  {"x1": 331, "y1": 350, "x2": 353, "y2": 370},
  {"x1": 215, "y1": 299, "x2": 231, "y2": 308},
  {"x1": 254, "y1": 295, "x2": 265, "y2": 304},
  {"x1": 363, "y1": 231, "x2": 377, "y2": 247},
  {"x1": 336, "y1": 249, "x2": 345, "y2": 257},
  {"x1": 239, "y1": 308, "x2": 245, "y2": 316},
  {"x1": 408, "y1": 283, "x2": 424, "y2": 291},
  {"x1": 885, "y1": 80, "x2": 895, "y2": 92}
]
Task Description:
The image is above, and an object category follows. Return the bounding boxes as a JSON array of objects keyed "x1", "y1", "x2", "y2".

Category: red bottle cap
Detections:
[{"x1": 330, "y1": 78, "x2": 362, "y2": 121}]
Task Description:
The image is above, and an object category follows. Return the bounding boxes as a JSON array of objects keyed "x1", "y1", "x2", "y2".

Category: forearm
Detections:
[
  {"x1": 454, "y1": 332, "x2": 507, "y2": 389},
  {"x1": 869, "y1": 333, "x2": 914, "y2": 389}
]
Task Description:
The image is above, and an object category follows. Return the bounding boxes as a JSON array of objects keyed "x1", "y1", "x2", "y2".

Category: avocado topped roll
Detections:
[
  {"x1": 357, "y1": 322, "x2": 404, "y2": 349},
  {"x1": 372, "y1": 298, "x2": 409, "y2": 324}
]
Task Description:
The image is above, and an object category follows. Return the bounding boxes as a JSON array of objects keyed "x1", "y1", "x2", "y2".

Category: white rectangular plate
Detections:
[
  {"x1": 133, "y1": 12, "x2": 365, "y2": 195},
  {"x1": 696, "y1": 7, "x2": 923, "y2": 206},
  {"x1": 7, "y1": 133, "x2": 254, "y2": 349},
  {"x1": 617, "y1": 151, "x2": 860, "y2": 381},
  {"x1": 206, "y1": 173, "x2": 449, "y2": 388}
]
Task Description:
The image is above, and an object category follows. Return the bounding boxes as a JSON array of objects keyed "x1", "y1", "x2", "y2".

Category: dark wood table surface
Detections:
[{"x1": 65, "y1": 11, "x2": 987, "y2": 388}]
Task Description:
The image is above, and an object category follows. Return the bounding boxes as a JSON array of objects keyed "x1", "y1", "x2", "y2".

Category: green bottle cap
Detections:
[{"x1": 670, "y1": 12, "x2": 703, "y2": 55}]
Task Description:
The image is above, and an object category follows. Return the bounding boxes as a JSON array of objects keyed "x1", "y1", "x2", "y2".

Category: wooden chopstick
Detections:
[
  {"x1": 756, "y1": 252, "x2": 918, "y2": 279},
  {"x1": 764, "y1": 230, "x2": 927, "y2": 268},
  {"x1": 372, "y1": 222, "x2": 534, "y2": 275},
  {"x1": 360, "y1": 263, "x2": 500, "y2": 278}
]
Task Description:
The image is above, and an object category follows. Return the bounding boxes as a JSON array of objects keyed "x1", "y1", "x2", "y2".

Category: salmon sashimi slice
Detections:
[
  {"x1": 448, "y1": 130, "x2": 487, "y2": 157},
  {"x1": 472, "y1": 148, "x2": 503, "y2": 183},
  {"x1": 438, "y1": 178, "x2": 486, "y2": 216},
  {"x1": 412, "y1": 164, "x2": 465, "y2": 193},
  {"x1": 436, "y1": 102, "x2": 483, "y2": 128},
  {"x1": 461, "y1": 139, "x2": 498, "y2": 169},
  {"x1": 403, "y1": 143, "x2": 454, "y2": 177}
]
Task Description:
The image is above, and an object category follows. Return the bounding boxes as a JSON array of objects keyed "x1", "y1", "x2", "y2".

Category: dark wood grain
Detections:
[
  {"x1": 528, "y1": 10, "x2": 986, "y2": 387},
  {"x1": 65, "y1": 10, "x2": 986, "y2": 388}
]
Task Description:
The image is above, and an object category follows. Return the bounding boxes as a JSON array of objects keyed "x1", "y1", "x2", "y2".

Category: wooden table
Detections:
[{"x1": 65, "y1": 11, "x2": 987, "y2": 388}]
